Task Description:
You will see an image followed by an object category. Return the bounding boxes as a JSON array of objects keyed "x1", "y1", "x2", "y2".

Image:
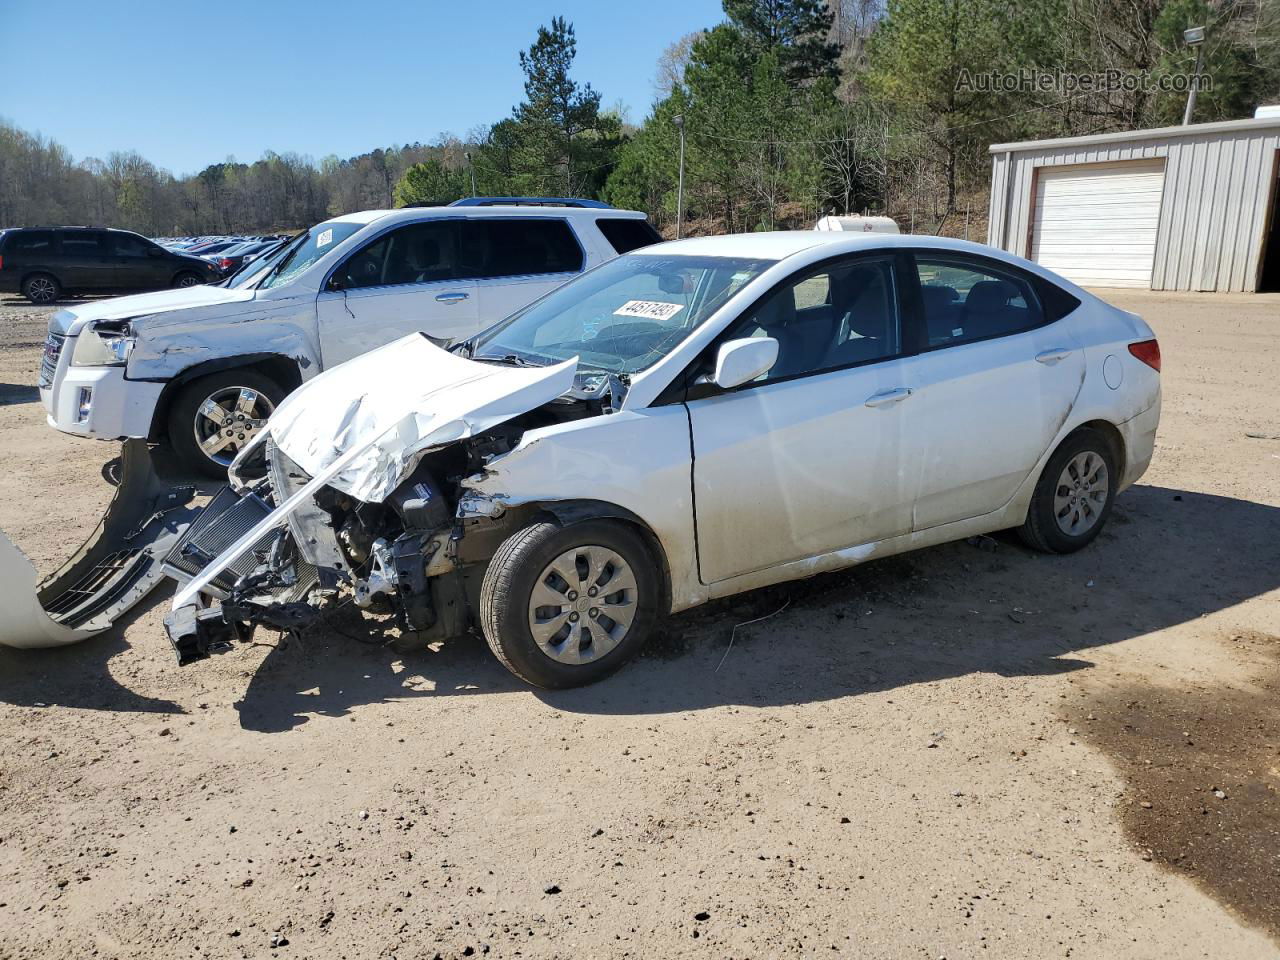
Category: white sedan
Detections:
[{"x1": 163, "y1": 231, "x2": 1161, "y2": 688}]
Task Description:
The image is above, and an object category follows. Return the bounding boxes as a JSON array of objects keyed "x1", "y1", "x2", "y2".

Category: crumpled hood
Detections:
[
  {"x1": 267, "y1": 333, "x2": 578, "y2": 503},
  {"x1": 49, "y1": 284, "x2": 257, "y2": 336}
]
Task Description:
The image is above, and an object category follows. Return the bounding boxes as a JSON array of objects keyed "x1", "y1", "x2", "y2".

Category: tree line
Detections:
[{"x1": 2, "y1": 0, "x2": 1277, "y2": 238}]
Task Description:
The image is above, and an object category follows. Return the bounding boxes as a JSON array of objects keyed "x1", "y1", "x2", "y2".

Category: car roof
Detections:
[
  {"x1": 317, "y1": 205, "x2": 647, "y2": 230},
  {"x1": 634, "y1": 231, "x2": 1018, "y2": 263}
]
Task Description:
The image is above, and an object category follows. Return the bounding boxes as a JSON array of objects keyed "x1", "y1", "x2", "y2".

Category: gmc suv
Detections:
[
  {"x1": 0, "y1": 227, "x2": 224, "y2": 303},
  {"x1": 39, "y1": 201, "x2": 662, "y2": 475}
]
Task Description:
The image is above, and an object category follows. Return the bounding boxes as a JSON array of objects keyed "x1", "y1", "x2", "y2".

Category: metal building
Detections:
[{"x1": 986, "y1": 116, "x2": 1280, "y2": 292}]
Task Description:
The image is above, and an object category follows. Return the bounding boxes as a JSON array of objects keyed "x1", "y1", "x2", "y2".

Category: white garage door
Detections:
[{"x1": 1031, "y1": 161, "x2": 1165, "y2": 288}]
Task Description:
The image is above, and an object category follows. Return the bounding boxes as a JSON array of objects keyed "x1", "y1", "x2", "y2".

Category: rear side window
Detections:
[
  {"x1": 596, "y1": 217, "x2": 662, "y2": 254},
  {"x1": 914, "y1": 256, "x2": 1044, "y2": 348},
  {"x1": 460, "y1": 219, "x2": 584, "y2": 279},
  {"x1": 7, "y1": 230, "x2": 58, "y2": 255},
  {"x1": 61, "y1": 231, "x2": 107, "y2": 257}
]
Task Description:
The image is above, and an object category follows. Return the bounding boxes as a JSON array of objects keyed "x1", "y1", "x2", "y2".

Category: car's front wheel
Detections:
[
  {"x1": 1019, "y1": 428, "x2": 1117, "y2": 554},
  {"x1": 22, "y1": 274, "x2": 60, "y2": 304},
  {"x1": 167, "y1": 369, "x2": 284, "y2": 478},
  {"x1": 480, "y1": 519, "x2": 662, "y2": 688}
]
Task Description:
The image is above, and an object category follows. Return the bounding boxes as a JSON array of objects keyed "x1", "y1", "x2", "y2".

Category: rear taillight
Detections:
[
  {"x1": 0, "y1": 255, "x2": 4, "y2": 270},
  {"x1": 218, "y1": 257, "x2": 233, "y2": 269},
  {"x1": 1128, "y1": 339, "x2": 1161, "y2": 372}
]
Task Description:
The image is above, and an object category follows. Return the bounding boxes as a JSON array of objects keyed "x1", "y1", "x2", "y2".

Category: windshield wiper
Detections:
[{"x1": 475, "y1": 353, "x2": 544, "y2": 368}]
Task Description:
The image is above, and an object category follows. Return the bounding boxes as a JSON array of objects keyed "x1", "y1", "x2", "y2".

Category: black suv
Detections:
[{"x1": 0, "y1": 227, "x2": 225, "y2": 304}]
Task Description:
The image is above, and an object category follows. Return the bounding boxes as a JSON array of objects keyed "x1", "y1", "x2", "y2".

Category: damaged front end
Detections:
[{"x1": 162, "y1": 333, "x2": 593, "y2": 664}]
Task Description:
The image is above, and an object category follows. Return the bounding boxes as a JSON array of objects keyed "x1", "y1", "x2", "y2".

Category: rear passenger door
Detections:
[
  {"x1": 58, "y1": 231, "x2": 114, "y2": 290},
  {"x1": 461, "y1": 218, "x2": 585, "y2": 325},
  {"x1": 315, "y1": 219, "x2": 478, "y2": 367},
  {"x1": 900, "y1": 254, "x2": 1084, "y2": 530}
]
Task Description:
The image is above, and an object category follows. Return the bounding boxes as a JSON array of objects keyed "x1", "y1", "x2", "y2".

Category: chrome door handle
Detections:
[
  {"x1": 1035, "y1": 348, "x2": 1072, "y2": 364},
  {"x1": 435, "y1": 292, "x2": 469, "y2": 303},
  {"x1": 864, "y1": 387, "x2": 913, "y2": 408}
]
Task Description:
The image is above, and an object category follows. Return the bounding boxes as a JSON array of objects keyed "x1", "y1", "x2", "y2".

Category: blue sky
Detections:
[{"x1": 0, "y1": 0, "x2": 724, "y2": 176}]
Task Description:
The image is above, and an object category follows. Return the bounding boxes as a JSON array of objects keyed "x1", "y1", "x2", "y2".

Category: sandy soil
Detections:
[{"x1": 0, "y1": 290, "x2": 1276, "y2": 960}]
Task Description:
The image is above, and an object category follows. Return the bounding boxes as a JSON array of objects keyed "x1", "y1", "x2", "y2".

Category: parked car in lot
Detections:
[
  {"x1": 0, "y1": 227, "x2": 224, "y2": 303},
  {"x1": 203, "y1": 238, "x2": 283, "y2": 275},
  {"x1": 39, "y1": 201, "x2": 661, "y2": 475},
  {"x1": 164, "y1": 231, "x2": 1162, "y2": 689}
]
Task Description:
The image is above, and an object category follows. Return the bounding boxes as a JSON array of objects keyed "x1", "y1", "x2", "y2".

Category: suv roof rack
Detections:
[{"x1": 449, "y1": 196, "x2": 614, "y2": 209}]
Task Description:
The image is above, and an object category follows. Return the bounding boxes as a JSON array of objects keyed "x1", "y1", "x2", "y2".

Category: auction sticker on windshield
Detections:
[
  {"x1": 615, "y1": 300, "x2": 684, "y2": 321},
  {"x1": 316, "y1": 228, "x2": 334, "y2": 248}
]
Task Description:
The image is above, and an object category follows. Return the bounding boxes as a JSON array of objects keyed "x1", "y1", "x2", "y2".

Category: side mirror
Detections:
[{"x1": 711, "y1": 337, "x2": 778, "y2": 390}]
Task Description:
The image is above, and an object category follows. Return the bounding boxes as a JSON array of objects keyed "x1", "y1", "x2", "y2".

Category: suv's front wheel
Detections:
[
  {"x1": 22, "y1": 274, "x2": 61, "y2": 305},
  {"x1": 167, "y1": 369, "x2": 284, "y2": 478}
]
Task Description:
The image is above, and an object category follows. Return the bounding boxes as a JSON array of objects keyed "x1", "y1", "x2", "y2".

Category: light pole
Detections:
[
  {"x1": 464, "y1": 151, "x2": 477, "y2": 197},
  {"x1": 673, "y1": 114, "x2": 686, "y2": 239},
  {"x1": 1183, "y1": 26, "x2": 1206, "y2": 126}
]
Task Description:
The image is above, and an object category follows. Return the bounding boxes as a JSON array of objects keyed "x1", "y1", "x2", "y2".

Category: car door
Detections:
[
  {"x1": 314, "y1": 219, "x2": 479, "y2": 367},
  {"x1": 900, "y1": 254, "x2": 1085, "y2": 531},
  {"x1": 686, "y1": 254, "x2": 916, "y2": 584},
  {"x1": 109, "y1": 231, "x2": 170, "y2": 289},
  {"x1": 57, "y1": 230, "x2": 114, "y2": 290},
  {"x1": 461, "y1": 218, "x2": 585, "y2": 326}
]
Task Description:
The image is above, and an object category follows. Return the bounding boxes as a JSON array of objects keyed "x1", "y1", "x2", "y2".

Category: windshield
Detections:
[
  {"x1": 259, "y1": 221, "x2": 364, "y2": 289},
  {"x1": 471, "y1": 253, "x2": 773, "y2": 374},
  {"x1": 224, "y1": 239, "x2": 288, "y2": 288}
]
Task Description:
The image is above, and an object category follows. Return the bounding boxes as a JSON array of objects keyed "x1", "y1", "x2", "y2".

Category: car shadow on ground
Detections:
[
  {"x1": 0, "y1": 383, "x2": 39, "y2": 406},
  {"x1": 221, "y1": 482, "x2": 1280, "y2": 732}
]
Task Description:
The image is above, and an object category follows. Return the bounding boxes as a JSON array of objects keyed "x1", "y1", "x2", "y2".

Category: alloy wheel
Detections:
[
  {"x1": 26, "y1": 277, "x2": 56, "y2": 303},
  {"x1": 192, "y1": 386, "x2": 275, "y2": 466},
  {"x1": 527, "y1": 545, "x2": 639, "y2": 665}
]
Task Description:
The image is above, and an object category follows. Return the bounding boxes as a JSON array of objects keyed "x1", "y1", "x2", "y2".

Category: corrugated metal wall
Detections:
[{"x1": 988, "y1": 124, "x2": 1280, "y2": 291}]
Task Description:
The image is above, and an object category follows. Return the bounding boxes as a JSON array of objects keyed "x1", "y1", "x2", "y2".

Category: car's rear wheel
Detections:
[
  {"x1": 172, "y1": 272, "x2": 204, "y2": 288},
  {"x1": 1019, "y1": 428, "x2": 1117, "y2": 554},
  {"x1": 22, "y1": 274, "x2": 60, "y2": 304},
  {"x1": 167, "y1": 369, "x2": 284, "y2": 478},
  {"x1": 480, "y1": 519, "x2": 661, "y2": 688}
]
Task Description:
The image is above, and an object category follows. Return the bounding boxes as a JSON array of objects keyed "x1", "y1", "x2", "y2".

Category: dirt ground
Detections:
[{"x1": 0, "y1": 289, "x2": 1276, "y2": 960}]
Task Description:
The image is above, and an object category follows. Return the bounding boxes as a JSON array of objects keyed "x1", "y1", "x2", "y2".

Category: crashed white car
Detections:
[{"x1": 160, "y1": 232, "x2": 1161, "y2": 688}]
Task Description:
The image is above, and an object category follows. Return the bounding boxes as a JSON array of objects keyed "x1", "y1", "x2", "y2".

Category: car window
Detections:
[
  {"x1": 60, "y1": 231, "x2": 106, "y2": 257},
  {"x1": 460, "y1": 219, "x2": 583, "y2": 279},
  {"x1": 334, "y1": 221, "x2": 458, "y2": 290},
  {"x1": 112, "y1": 233, "x2": 156, "y2": 257},
  {"x1": 727, "y1": 256, "x2": 901, "y2": 384},
  {"x1": 914, "y1": 257, "x2": 1044, "y2": 347},
  {"x1": 6, "y1": 230, "x2": 57, "y2": 254},
  {"x1": 471, "y1": 253, "x2": 773, "y2": 375},
  {"x1": 595, "y1": 217, "x2": 663, "y2": 254}
]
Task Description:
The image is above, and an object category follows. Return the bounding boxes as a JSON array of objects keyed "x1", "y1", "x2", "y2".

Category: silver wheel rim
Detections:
[
  {"x1": 176, "y1": 275, "x2": 200, "y2": 287},
  {"x1": 527, "y1": 544, "x2": 638, "y2": 665},
  {"x1": 27, "y1": 278, "x2": 56, "y2": 302},
  {"x1": 1053, "y1": 450, "x2": 1109, "y2": 537},
  {"x1": 193, "y1": 386, "x2": 274, "y2": 466}
]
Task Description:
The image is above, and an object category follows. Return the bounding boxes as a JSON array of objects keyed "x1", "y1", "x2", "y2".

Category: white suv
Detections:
[{"x1": 39, "y1": 200, "x2": 660, "y2": 475}]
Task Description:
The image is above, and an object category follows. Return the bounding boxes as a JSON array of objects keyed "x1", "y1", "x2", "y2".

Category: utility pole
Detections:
[
  {"x1": 465, "y1": 152, "x2": 476, "y2": 197},
  {"x1": 673, "y1": 114, "x2": 686, "y2": 239},
  {"x1": 1183, "y1": 26, "x2": 1206, "y2": 126}
]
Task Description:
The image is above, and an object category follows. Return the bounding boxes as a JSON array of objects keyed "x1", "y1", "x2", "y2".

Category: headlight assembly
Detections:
[{"x1": 71, "y1": 323, "x2": 135, "y2": 367}]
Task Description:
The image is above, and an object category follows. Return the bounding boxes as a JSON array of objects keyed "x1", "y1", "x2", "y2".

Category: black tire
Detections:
[
  {"x1": 166, "y1": 369, "x2": 285, "y2": 478},
  {"x1": 172, "y1": 271, "x2": 204, "y2": 288},
  {"x1": 1018, "y1": 428, "x2": 1117, "y2": 554},
  {"x1": 480, "y1": 519, "x2": 662, "y2": 688},
  {"x1": 22, "y1": 273, "x2": 61, "y2": 304}
]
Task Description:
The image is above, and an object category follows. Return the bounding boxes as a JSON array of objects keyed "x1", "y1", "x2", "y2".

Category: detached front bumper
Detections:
[{"x1": 42, "y1": 348, "x2": 162, "y2": 441}]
